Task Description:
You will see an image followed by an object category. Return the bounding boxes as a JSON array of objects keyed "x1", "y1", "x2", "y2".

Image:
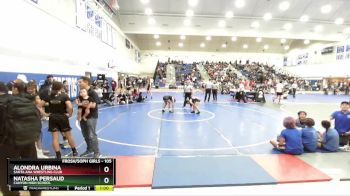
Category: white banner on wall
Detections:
[
  {"x1": 107, "y1": 23, "x2": 112, "y2": 46},
  {"x1": 101, "y1": 19, "x2": 107, "y2": 43},
  {"x1": 86, "y1": 5, "x2": 102, "y2": 40},
  {"x1": 296, "y1": 53, "x2": 308, "y2": 65},
  {"x1": 76, "y1": 0, "x2": 87, "y2": 31},
  {"x1": 346, "y1": 44, "x2": 350, "y2": 60},
  {"x1": 336, "y1": 45, "x2": 345, "y2": 60},
  {"x1": 75, "y1": 0, "x2": 120, "y2": 50},
  {"x1": 112, "y1": 28, "x2": 117, "y2": 49}
]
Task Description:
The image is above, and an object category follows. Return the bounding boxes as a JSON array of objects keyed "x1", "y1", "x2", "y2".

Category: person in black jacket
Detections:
[
  {"x1": 0, "y1": 79, "x2": 42, "y2": 196},
  {"x1": 78, "y1": 77, "x2": 101, "y2": 158}
]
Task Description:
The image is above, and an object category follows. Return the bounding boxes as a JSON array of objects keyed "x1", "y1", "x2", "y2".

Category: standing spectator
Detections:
[
  {"x1": 63, "y1": 80, "x2": 69, "y2": 96},
  {"x1": 320, "y1": 120, "x2": 339, "y2": 152},
  {"x1": 291, "y1": 81, "x2": 298, "y2": 98},
  {"x1": 39, "y1": 74, "x2": 54, "y2": 103},
  {"x1": 330, "y1": 101, "x2": 350, "y2": 146},
  {"x1": 1, "y1": 80, "x2": 42, "y2": 196},
  {"x1": 146, "y1": 77, "x2": 153, "y2": 99},
  {"x1": 111, "y1": 79, "x2": 117, "y2": 93},
  {"x1": 26, "y1": 80, "x2": 49, "y2": 158},
  {"x1": 78, "y1": 77, "x2": 101, "y2": 158}
]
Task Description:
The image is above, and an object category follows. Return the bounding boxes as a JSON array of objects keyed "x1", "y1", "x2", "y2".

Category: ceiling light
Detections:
[
  {"x1": 218, "y1": 20, "x2": 226, "y2": 28},
  {"x1": 264, "y1": 44, "x2": 269, "y2": 50},
  {"x1": 321, "y1": 4, "x2": 332, "y2": 14},
  {"x1": 256, "y1": 37, "x2": 262, "y2": 42},
  {"x1": 263, "y1": 13, "x2": 272, "y2": 21},
  {"x1": 180, "y1": 35, "x2": 186, "y2": 40},
  {"x1": 225, "y1": 11, "x2": 234, "y2": 18},
  {"x1": 283, "y1": 23, "x2": 292, "y2": 30},
  {"x1": 235, "y1": 0, "x2": 245, "y2": 8},
  {"x1": 178, "y1": 42, "x2": 184, "y2": 47},
  {"x1": 280, "y1": 38, "x2": 287, "y2": 44},
  {"x1": 344, "y1": 27, "x2": 350, "y2": 34},
  {"x1": 222, "y1": 43, "x2": 227, "y2": 48},
  {"x1": 243, "y1": 44, "x2": 248, "y2": 49},
  {"x1": 304, "y1": 39, "x2": 310, "y2": 45},
  {"x1": 140, "y1": 0, "x2": 149, "y2": 5},
  {"x1": 251, "y1": 21, "x2": 260, "y2": 28},
  {"x1": 186, "y1": 10, "x2": 194, "y2": 17},
  {"x1": 335, "y1": 18, "x2": 344, "y2": 25},
  {"x1": 156, "y1": 41, "x2": 161, "y2": 46},
  {"x1": 314, "y1": 25, "x2": 323, "y2": 33},
  {"x1": 279, "y1": 1, "x2": 290, "y2": 11},
  {"x1": 148, "y1": 18, "x2": 156, "y2": 25},
  {"x1": 184, "y1": 19, "x2": 191, "y2": 26},
  {"x1": 206, "y1": 36, "x2": 212, "y2": 41},
  {"x1": 153, "y1": 34, "x2": 159, "y2": 39},
  {"x1": 284, "y1": 45, "x2": 290, "y2": 50},
  {"x1": 200, "y1": 43, "x2": 205, "y2": 48},
  {"x1": 188, "y1": 0, "x2": 198, "y2": 7},
  {"x1": 231, "y1": 36, "x2": 237, "y2": 41},
  {"x1": 145, "y1": 8, "x2": 153, "y2": 15},
  {"x1": 300, "y1": 15, "x2": 309, "y2": 23}
]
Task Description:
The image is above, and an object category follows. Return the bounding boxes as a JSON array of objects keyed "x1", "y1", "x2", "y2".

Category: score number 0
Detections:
[{"x1": 103, "y1": 166, "x2": 110, "y2": 184}]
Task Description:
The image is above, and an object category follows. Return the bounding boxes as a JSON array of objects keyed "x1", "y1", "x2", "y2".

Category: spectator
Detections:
[
  {"x1": 78, "y1": 77, "x2": 101, "y2": 158},
  {"x1": 270, "y1": 117, "x2": 304, "y2": 155},
  {"x1": 330, "y1": 101, "x2": 350, "y2": 146},
  {"x1": 296, "y1": 111, "x2": 307, "y2": 128},
  {"x1": 320, "y1": 120, "x2": 339, "y2": 152},
  {"x1": 301, "y1": 118, "x2": 320, "y2": 152}
]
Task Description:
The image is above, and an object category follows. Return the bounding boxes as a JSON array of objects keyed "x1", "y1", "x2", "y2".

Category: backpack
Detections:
[
  {"x1": 0, "y1": 96, "x2": 8, "y2": 144},
  {"x1": 1, "y1": 95, "x2": 41, "y2": 146}
]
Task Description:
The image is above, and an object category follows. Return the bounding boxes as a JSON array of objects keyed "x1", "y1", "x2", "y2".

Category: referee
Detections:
[{"x1": 183, "y1": 80, "x2": 193, "y2": 107}]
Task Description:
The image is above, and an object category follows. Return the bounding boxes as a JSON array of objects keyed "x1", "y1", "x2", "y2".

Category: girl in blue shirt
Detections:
[
  {"x1": 270, "y1": 117, "x2": 304, "y2": 155},
  {"x1": 320, "y1": 120, "x2": 339, "y2": 152}
]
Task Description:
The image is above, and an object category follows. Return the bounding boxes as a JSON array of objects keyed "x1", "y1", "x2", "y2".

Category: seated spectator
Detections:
[
  {"x1": 117, "y1": 91, "x2": 128, "y2": 105},
  {"x1": 301, "y1": 118, "x2": 321, "y2": 152},
  {"x1": 320, "y1": 120, "x2": 339, "y2": 152},
  {"x1": 296, "y1": 111, "x2": 307, "y2": 128},
  {"x1": 270, "y1": 117, "x2": 304, "y2": 155}
]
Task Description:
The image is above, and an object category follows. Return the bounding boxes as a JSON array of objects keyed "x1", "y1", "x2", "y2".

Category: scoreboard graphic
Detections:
[{"x1": 7, "y1": 158, "x2": 115, "y2": 191}]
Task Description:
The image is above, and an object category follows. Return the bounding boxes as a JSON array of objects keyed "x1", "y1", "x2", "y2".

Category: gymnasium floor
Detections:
[{"x1": 40, "y1": 91, "x2": 350, "y2": 194}]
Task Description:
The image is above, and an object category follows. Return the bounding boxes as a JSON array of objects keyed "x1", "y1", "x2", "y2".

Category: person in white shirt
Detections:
[
  {"x1": 274, "y1": 81, "x2": 284, "y2": 104},
  {"x1": 183, "y1": 80, "x2": 193, "y2": 107},
  {"x1": 204, "y1": 80, "x2": 213, "y2": 102},
  {"x1": 212, "y1": 81, "x2": 219, "y2": 101}
]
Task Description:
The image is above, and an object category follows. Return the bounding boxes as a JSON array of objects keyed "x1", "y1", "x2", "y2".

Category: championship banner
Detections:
[{"x1": 76, "y1": 0, "x2": 87, "y2": 31}]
